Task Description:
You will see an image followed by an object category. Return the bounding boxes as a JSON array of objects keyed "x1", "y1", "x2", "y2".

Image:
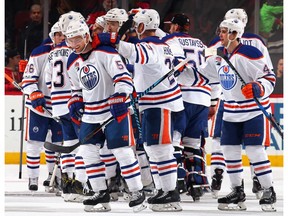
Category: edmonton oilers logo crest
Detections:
[
  {"x1": 79, "y1": 65, "x2": 99, "y2": 90},
  {"x1": 219, "y1": 65, "x2": 237, "y2": 90}
]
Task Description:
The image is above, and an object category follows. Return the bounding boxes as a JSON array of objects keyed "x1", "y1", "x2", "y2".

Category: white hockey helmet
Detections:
[
  {"x1": 133, "y1": 9, "x2": 160, "y2": 31},
  {"x1": 65, "y1": 19, "x2": 91, "y2": 41},
  {"x1": 224, "y1": 8, "x2": 248, "y2": 27},
  {"x1": 49, "y1": 22, "x2": 62, "y2": 43},
  {"x1": 220, "y1": 18, "x2": 244, "y2": 39},
  {"x1": 58, "y1": 11, "x2": 85, "y2": 34},
  {"x1": 104, "y1": 8, "x2": 128, "y2": 28},
  {"x1": 96, "y1": 15, "x2": 106, "y2": 28}
]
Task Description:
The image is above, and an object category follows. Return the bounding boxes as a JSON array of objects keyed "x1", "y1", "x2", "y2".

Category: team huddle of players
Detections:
[{"x1": 21, "y1": 6, "x2": 277, "y2": 213}]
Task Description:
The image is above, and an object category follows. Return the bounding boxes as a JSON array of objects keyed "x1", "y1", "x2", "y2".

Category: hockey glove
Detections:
[
  {"x1": 173, "y1": 58, "x2": 186, "y2": 77},
  {"x1": 108, "y1": 93, "x2": 128, "y2": 123},
  {"x1": 67, "y1": 96, "x2": 84, "y2": 125},
  {"x1": 92, "y1": 32, "x2": 120, "y2": 49},
  {"x1": 29, "y1": 90, "x2": 46, "y2": 113},
  {"x1": 19, "y1": 59, "x2": 28, "y2": 72},
  {"x1": 241, "y1": 82, "x2": 265, "y2": 99}
]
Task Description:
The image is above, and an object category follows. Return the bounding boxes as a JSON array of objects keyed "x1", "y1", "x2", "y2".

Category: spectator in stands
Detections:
[
  {"x1": 18, "y1": 4, "x2": 45, "y2": 59},
  {"x1": 5, "y1": 49, "x2": 23, "y2": 95},
  {"x1": 273, "y1": 58, "x2": 283, "y2": 95},
  {"x1": 49, "y1": 0, "x2": 73, "y2": 26}
]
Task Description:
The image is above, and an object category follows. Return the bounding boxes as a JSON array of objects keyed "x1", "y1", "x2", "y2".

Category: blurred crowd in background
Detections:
[{"x1": 4, "y1": 0, "x2": 283, "y2": 95}]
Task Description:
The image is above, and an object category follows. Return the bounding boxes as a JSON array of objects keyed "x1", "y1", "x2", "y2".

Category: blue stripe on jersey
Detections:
[
  {"x1": 51, "y1": 90, "x2": 72, "y2": 95},
  {"x1": 140, "y1": 44, "x2": 149, "y2": 64},
  {"x1": 135, "y1": 44, "x2": 139, "y2": 63},
  {"x1": 67, "y1": 52, "x2": 80, "y2": 69},
  {"x1": 139, "y1": 94, "x2": 182, "y2": 106},
  {"x1": 181, "y1": 88, "x2": 211, "y2": 96},
  {"x1": 85, "y1": 97, "x2": 109, "y2": 105},
  {"x1": 30, "y1": 44, "x2": 52, "y2": 56},
  {"x1": 113, "y1": 72, "x2": 131, "y2": 80}
]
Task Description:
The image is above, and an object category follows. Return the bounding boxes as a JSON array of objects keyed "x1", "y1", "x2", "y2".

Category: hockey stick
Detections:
[
  {"x1": 44, "y1": 58, "x2": 190, "y2": 153},
  {"x1": 48, "y1": 152, "x2": 61, "y2": 190},
  {"x1": 5, "y1": 73, "x2": 62, "y2": 124},
  {"x1": 205, "y1": 48, "x2": 283, "y2": 139}
]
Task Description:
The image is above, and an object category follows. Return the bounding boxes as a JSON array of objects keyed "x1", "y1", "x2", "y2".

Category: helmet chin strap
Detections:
[{"x1": 225, "y1": 32, "x2": 238, "y2": 50}]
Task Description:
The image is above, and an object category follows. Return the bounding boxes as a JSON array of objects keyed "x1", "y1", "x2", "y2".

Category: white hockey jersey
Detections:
[
  {"x1": 22, "y1": 44, "x2": 53, "y2": 117},
  {"x1": 45, "y1": 41, "x2": 73, "y2": 117},
  {"x1": 117, "y1": 36, "x2": 184, "y2": 112},
  {"x1": 162, "y1": 32, "x2": 221, "y2": 107},
  {"x1": 200, "y1": 44, "x2": 276, "y2": 122},
  {"x1": 67, "y1": 45, "x2": 134, "y2": 124},
  {"x1": 209, "y1": 32, "x2": 273, "y2": 71}
]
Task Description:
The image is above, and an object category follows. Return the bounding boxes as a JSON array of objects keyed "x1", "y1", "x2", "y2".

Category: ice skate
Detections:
[
  {"x1": 68, "y1": 179, "x2": 94, "y2": 202},
  {"x1": 129, "y1": 190, "x2": 147, "y2": 212},
  {"x1": 28, "y1": 177, "x2": 38, "y2": 192},
  {"x1": 218, "y1": 185, "x2": 246, "y2": 211},
  {"x1": 148, "y1": 189, "x2": 164, "y2": 209},
  {"x1": 211, "y1": 168, "x2": 223, "y2": 199},
  {"x1": 43, "y1": 172, "x2": 57, "y2": 193},
  {"x1": 176, "y1": 179, "x2": 187, "y2": 194},
  {"x1": 151, "y1": 189, "x2": 182, "y2": 212},
  {"x1": 83, "y1": 189, "x2": 111, "y2": 212},
  {"x1": 259, "y1": 186, "x2": 276, "y2": 212},
  {"x1": 252, "y1": 176, "x2": 263, "y2": 199},
  {"x1": 143, "y1": 182, "x2": 156, "y2": 196}
]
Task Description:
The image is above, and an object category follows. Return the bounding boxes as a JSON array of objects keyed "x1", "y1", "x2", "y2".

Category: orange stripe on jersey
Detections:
[
  {"x1": 62, "y1": 159, "x2": 75, "y2": 164},
  {"x1": 122, "y1": 166, "x2": 140, "y2": 175},
  {"x1": 224, "y1": 100, "x2": 269, "y2": 109},
  {"x1": 141, "y1": 89, "x2": 181, "y2": 101},
  {"x1": 52, "y1": 95, "x2": 71, "y2": 100},
  {"x1": 128, "y1": 114, "x2": 136, "y2": 146},
  {"x1": 265, "y1": 77, "x2": 276, "y2": 82},
  {"x1": 158, "y1": 164, "x2": 177, "y2": 171},
  {"x1": 114, "y1": 76, "x2": 133, "y2": 83},
  {"x1": 254, "y1": 165, "x2": 270, "y2": 172},
  {"x1": 138, "y1": 45, "x2": 145, "y2": 64},
  {"x1": 227, "y1": 164, "x2": 242, "y2": 169},
  {"x1": 264, "y1": 117, "x2": 271, "y2": 147},
  {"x1": 209, "y1": 100, "x2": 220, "y2": 137},
  {"x1": 21, "y1": 80, "x2": 37, "y2": 84},
  {"x1": 85, "y1": 103, "x2": 110, "y2": 111},
  {"x1": 86, "y1": 168, "x2": 106, "y2": 174},
  {"x1": 101, "y1": 158, "x2": 116, "y2": 163},
  {"x1": 161, "y1": 109, "x2": 172, "y2": 144},
  {"x1": 75, "y1": 161, "x2": 85, "y2": 165}
]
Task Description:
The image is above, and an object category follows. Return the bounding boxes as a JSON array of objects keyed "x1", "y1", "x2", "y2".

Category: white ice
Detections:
[{"x1": 5, "y1": 165, "x2": 283, "y2": 216}]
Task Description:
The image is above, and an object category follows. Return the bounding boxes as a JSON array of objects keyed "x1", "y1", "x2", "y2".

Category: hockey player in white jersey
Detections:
[
  {"x1": 162, "y1": 13, "x2": 221, "y2": 201},
  {"x1": 208, "y1": 8, "x2": 273, "y2": 199},
  {"x1": 200, "y1": 18, "x2": 276, "y2": 212},
  {"x1": 21, "y1": 25, "x2": 63, "y2": 193},
  {"x1": 65, "y1": 19, "x2": 146, "y2": 212},
  {"x1": 93, "y1": 9, "x2": 184, "y2": 212},
  {"x1": 45, "y1": 14, "x2": 94, "y2": 202}
]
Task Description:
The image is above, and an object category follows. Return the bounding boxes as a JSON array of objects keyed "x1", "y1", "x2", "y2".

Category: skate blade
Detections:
[
  {"x1": 84, "y1": 203, "x2": 111, "y2": 212},
  {"x1": 218, "y1": 202, "x2": 246, "y2": 211},
  {"x1": 151, "y1": 202, "x2": 182, "y2": 212},
  {"x1": 261, "y1": 204, "x2": 276, "y2": 212},
  {"x1": 132, "y1": 203, "x2": 147, "y2": 213}
]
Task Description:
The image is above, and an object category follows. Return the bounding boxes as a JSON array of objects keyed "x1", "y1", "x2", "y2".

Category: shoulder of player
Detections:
[
  {"x1": 242, "y1": 32, "x2": 266, "y2": 46},
  {"x1": 94, "y1": 45, "x2": 118, "y2": 54},
  {"x1": 67, "y1": 52, "x2": 81, "y2": 69},
  {"x1": 30, "y1": 44, "x2": 53, "y2": 57},
  {"x1": 236, "y1": 44, "x2": 264, "y2": 59},
  {"x1": 208, "y1": 36, "x2": 220, "y2": 48}
]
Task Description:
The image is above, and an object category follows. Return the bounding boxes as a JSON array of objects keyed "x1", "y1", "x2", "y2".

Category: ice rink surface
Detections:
[{"x1": 5, "y1": 165, "x2": 284, "y2": 216}]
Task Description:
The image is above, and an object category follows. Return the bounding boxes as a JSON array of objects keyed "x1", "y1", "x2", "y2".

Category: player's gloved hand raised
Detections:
[
  {"x1": 108, "y1": 93, "x2": 128, "y2": 123},
  {"x1": 241, "y1": 82, "x2": 265, "y2": 99},
  {"x1": 92, "y1": 32, "x2": 120, "y2": 49},
  {"x1": 67, "y1": 95, "x2": 84, "y2": 125},
  {"x1": 29, "y1": 90, "x2": 46, "y2": 113}
]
